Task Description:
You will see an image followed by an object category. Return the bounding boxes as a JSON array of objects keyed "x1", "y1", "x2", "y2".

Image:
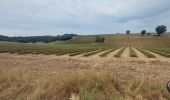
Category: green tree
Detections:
[
  {"x1": 95, "y1": 36, "x2": 105, "y2": 43},
  {"x1": 100, "y1": 37, "x2": 105, "y2": 43},
  {"x1": 95, "y1": 36, "x2": 100, "y2": 43},
  {"x1": 155, "y1": 25, "x2": 167, "y2": 36},
  {"x1": 141, "y1": 30, "x2": 146, "y2": 36},
  {"x1": 126, "y1": 30, "x2": 130, "y2": 35}
]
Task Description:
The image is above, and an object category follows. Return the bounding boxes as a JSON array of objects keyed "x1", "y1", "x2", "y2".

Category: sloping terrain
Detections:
[{"x1": 0, "y1": 33, "x2": 170, "y2": 100}]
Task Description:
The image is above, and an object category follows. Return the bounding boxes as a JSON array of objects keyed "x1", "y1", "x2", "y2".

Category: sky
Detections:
[{"x1": 0, "y1": 0, "x2": 170, "y2": 36}]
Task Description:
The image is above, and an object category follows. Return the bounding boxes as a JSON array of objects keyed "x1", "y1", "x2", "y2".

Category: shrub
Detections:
[
  {"x1": 114, "y1": 47, "x2": 126, "y2": 57},
  {"x1": 141, "y1": 30, "x2": 146, "y2": 36},
  {"x1": 126, "y1": 30, "x2": 130, "y2": 35},
  {"x1": 95, "y1": 36, "x2": 105, "y2": 43}
]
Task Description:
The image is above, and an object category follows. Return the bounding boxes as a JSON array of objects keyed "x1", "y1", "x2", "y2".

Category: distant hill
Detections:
[
  {"x1": 0, "y1": 34, "x2": 77, "y2": 43},
  {"x1": 1, "y1": 32, "x2": 170, "y2": 44}
]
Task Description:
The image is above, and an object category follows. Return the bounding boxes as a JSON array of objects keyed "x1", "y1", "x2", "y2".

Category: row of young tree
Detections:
[{"x1": 126, "y1": 25, "x2": 167, "y2": 36}]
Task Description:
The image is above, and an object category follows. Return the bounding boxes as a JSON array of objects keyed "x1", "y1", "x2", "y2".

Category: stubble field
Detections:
[{"x1": 0, "y1": 33, "x2": 170, "y2": 100}]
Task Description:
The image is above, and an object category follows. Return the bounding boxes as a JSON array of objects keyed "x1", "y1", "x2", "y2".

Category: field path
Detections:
[
  {"x1": 121, "y1": 47, "x2": 130, "y2": 58},
  {"x1": 133, "y1": 47, "x2": 147, "y2": 59}
]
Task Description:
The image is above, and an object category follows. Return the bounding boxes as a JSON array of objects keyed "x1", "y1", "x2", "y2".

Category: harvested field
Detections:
[
  {"x1": 1, "y1": 34, "x2": 170, "y2": 100},
  {"x1": 0, "y1": 53, "x2": 170, "y2": 100}
]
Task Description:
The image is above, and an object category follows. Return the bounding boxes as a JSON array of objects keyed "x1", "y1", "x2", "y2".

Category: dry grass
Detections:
[
  {"x1": 0, "y1": 68, "x2": 170, "y2": 100},
  {"x1": 1, "y1": 34, "x2": 170, "y2": 100},
  {"x1": 0, "y1": 53, "x2": 170, "y2": 100}
]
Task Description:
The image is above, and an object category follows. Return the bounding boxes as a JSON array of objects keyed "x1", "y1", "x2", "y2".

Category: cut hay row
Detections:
[
  {"x1": 129, "y1": 47, "x2": 137, "y2": 57},
  {"x1": 83, "y1": 49, "x2": 107, "y2": 57},
  {"x1": 146, "y1": 49, "x2": 170, "y2": 58},
  {"x1": 99, "y1": 48, "x2": 117, "y2": 57},
  {"x1": 69, "y1": 49, "x2": 97, "y2": 56},
  {"x1": 0, "y1": 42, "x2": 112, "y2": 56},
  {"x1": 69, "y1": 52, "x2": 84, "y2": 56},
  {"x1": 135, "y1": 47, "x2": 156, "y2": 58},
  {"x1": 114, "y1": 47, "x2": 126, "y2": 57},
  {"x1": 133, "y1": 41, "x2": 141, "y2": 48},
  {"x1": 1, "y1": 34, "x2": 170, "y2": 58},
  {"x1": 136, "y1": 41, "x2": 145, "y2": 48},
  {"x1": 152, "y1": 48, "x2": 170, "y2": 54}
]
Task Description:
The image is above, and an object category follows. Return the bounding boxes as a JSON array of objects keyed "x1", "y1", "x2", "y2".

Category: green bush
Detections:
[{"x1": 95, "y1": 36, "x2": 105, "y2": 43}]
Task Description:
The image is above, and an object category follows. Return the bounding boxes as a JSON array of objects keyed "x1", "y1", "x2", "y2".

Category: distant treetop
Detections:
[
  {"x1": 126, "y1": 30, "x2": 130, "y2": 35},
  {"x1": 141, "y1": 30, "x2": 146, "y2": 36},
  {"x1": 155, "y1": 25, "x2": 167, "y2": 36}
]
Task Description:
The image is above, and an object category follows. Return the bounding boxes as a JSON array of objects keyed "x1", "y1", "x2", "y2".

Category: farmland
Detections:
[
  {"x1": 1, "y1": 33, "x2": 170, "y2": 59},
  {"x1": 0, "y1": 33, "x2": 170, "y2": 100}
]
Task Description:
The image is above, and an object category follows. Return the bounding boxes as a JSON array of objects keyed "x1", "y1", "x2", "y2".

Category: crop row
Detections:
[
  {"x1": 129, "y1": 47, "x2": 137, "y2": 57},
  {"x1": 69, "y1": 49, "x2": 97, "y2": 56},
  {"x1": 83, "y1": 49, "x2": 107, "y2": 57},
  {"x1": 99, "y1": 48, "x2": 117, "y2": 57},
  {"x1": 135, "y1": 47, "x2": 155, "y2": 58},
  {"x1": 114, "y1": 47, "x2": 126, "y2": 57},
  {"x1": 0, "y1": 42, "x2": 110, "y2": 56},
  {"x1": 151, "y1": 48, "x2": 170, "y2": 54},
  {"x1": 146, "y1": 49, "x2": 170, "y2": 58}
]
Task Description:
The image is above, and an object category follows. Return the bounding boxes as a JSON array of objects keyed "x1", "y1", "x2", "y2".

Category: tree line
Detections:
[
  {"x1": 0, "y1": 34, "x2": 77, "y2": 43},
  {"x1": 95, "y1": 25, "x2": 168, "y2": 43},
  {"x1": 126, "y1": 25, "x2": 167, "y2": 36}
]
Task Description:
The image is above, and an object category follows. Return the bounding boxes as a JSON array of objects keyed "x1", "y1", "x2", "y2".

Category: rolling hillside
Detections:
[{"x1": 0, "y1": 33, "x2": 170, "y2": 100}]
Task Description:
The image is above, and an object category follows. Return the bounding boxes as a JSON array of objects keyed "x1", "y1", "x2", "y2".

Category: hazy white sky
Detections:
[{"x1": 0, "y1": 0, "x2": 170, "y2": 36}]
